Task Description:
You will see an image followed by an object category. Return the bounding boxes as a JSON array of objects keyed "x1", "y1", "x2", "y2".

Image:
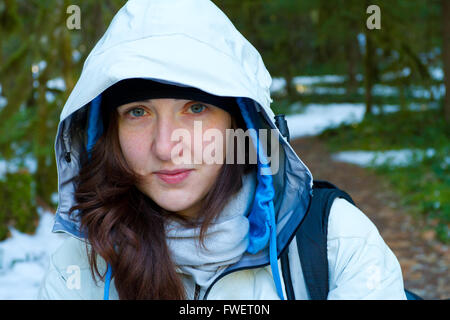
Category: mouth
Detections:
[{"x1": 153, "y1": 168, "x2": 194, "y2": 184}]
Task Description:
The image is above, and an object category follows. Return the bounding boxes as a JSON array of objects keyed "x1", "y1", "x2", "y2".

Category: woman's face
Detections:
[{"x1": 117, "y1": 98, "x2": 232, "y2": 219}]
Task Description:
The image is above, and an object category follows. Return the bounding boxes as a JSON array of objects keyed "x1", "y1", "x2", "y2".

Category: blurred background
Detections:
[{"x1": 0, "y1": 0, "x2": 448, "y2": 299}]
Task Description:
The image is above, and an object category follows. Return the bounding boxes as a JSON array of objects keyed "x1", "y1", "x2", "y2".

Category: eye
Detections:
[
  {"x1": 188, "y1": 103, "x2": 207, "y2": 114},
  {"x1": 128, "y1": 107, "x2": 147, "y2": 117}
]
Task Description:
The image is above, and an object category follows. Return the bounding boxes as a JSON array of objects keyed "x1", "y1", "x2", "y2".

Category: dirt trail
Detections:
[{"x1": 291, "y1": 136, "x2": 449, "y2": 300}]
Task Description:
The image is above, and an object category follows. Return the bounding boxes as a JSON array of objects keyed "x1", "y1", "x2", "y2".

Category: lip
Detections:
[{"x1": 154, "y1": 169, "x2": 193, "y2": 184}]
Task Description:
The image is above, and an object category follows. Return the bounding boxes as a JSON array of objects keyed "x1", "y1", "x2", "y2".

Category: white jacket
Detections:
[
  {"x1": 40, "y1": 0, "x2": 406, "y2": 300},
  {"x1": 38, "y1": 198, "x2": 406, "y2": 299}
]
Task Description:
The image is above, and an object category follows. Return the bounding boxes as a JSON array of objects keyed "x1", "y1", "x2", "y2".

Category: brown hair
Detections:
[{"x1": 69, "y1": 105, "x2": 254, "y2": 299}]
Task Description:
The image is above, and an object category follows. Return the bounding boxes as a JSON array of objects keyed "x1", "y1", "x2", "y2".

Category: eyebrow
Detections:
[
  {"x1": 138, "y1": 98, "x2": 184, "y2": 103},
  {"x1": 120, "y1": 99, "x2": 193, "y2": 109}
]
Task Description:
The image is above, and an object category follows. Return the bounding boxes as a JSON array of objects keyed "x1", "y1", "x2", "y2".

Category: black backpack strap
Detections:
[
  {"x1": 281, "y1": 180, "x2": 424, "y2": 300},
  {"x1": 281, "y1": 180, "x2": 354, "y2": 300}
]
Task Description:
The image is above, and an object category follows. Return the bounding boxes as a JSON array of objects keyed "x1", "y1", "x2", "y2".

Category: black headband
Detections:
[{"x1": 101, "y1": 78, "x2": 239, "y2": 118}]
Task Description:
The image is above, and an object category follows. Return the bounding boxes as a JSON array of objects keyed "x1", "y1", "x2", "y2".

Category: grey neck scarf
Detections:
[{"x1": 165, "y1": 170, "x2": 257, "y2": 290}]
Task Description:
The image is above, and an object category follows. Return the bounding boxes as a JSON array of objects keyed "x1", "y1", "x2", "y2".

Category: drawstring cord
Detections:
[
  {"x1": 268, "y1": 199, "x2": 285, "y2": 300},
  {"x1": 104, "y1": 263, "x2": 112, "y2": 300},
  {"x1": 237, "y1": 97, "x2": 285, "y2": 300}
]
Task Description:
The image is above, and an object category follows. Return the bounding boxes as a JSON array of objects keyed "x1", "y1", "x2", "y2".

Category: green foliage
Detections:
[
  {"x1": 374, "y1": 149, "x2": 449, "y2": 243},
  {"x1": 0, "y1": 0, "x2": 125, "y2": 237},
  {"x1": 0, "y1": 171, "x2": 38, "y2": 240},
  {"x1": 320, "y1": 108, "x2": 449, "y2": 151},
  {"x1": 319, "y1": 108, "x2": 450, "y2": 243},
  {"x1": 219, "y1": 0, "x2": 319, "y2": 97},
  {"x1": 271, "y1": 97, "x2": 304, "y2": 115}
]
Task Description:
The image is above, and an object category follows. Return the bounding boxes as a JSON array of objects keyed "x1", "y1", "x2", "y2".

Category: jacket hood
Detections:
[{"x1": 53, "y1": 0, "x2": 313, "y2": 299}]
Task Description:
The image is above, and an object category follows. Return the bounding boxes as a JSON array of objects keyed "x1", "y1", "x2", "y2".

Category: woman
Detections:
[{"x1": 39, "y1": 0, "x2": 406, "y2": 300}]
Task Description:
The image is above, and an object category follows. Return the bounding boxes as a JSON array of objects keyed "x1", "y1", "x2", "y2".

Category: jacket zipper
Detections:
[
  {"x1": 202, "y1": 262, "x2": 270, "y2": 300},
  {"x1": 202, "y1": 233, "x2": 300, "y2": 300}
]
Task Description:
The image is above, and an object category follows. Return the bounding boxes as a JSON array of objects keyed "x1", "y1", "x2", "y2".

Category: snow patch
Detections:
[
  {"x1": 285, "y1": 103, "x2": 365, "y2": 138},
  {"x1": 331, "y1": 149, "x2": 439, "y2": 167},
  {"x1": 0, "y1": 210, "x2": 68, "y2": 299}
]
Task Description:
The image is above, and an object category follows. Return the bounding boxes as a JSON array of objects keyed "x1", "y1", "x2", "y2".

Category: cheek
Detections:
[
  {"x1": 206, "y1": 163, "x2": 223, "y2": 181},
  {"x1": 118, "y1": 130, "x2": 150, "y2": 171},
  {"x1": 199, "y1": 116, "x2": 231, "y2": 156},
  {"x1": 192, "y1": 163, "x2": 223, "y2": 199}
]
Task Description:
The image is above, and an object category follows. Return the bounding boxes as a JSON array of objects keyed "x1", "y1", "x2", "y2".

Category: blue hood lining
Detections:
[
  {"x1": 86, "y1": 95, "x2": 103, "y2": 157},
  {"x1": 235, "y1": 97, "x2": 284, "y2": 299}
]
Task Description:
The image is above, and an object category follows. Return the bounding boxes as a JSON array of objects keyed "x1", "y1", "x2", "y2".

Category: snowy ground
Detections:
[
  {"x1": 0, "y1": 209, "x2": 67, "y2": 299},
  {"x1": 0, "y1": 73, "x2": 442, "y2": 299},
  {"x1": 284, "y1": 101, "x2": 436, "y2": 140},
  {"x1": 332, "y1": 148, "x2": 441, "y2": 167},
  {"x1": 285, "y1": 103, "x2": 365, "y2": 138}
]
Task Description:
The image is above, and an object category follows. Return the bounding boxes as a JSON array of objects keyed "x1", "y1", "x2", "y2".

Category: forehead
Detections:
[{"x1": 117, "y1": 98, "x2": 192, "y2": 108}]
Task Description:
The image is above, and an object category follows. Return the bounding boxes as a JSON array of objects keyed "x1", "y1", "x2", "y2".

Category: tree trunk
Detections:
[
  {"x1": 443, "y1": 0, "x2": 450, "y2": 123},
  {"x1": 346, "y1": 37, "x2": 359, "y2": 96},
  {"x1": 364, "y1": 31, "x2": 374, "y2": 116},
  {"x1": 285, "y1": 76, "x2": 296, "y2": 99}
]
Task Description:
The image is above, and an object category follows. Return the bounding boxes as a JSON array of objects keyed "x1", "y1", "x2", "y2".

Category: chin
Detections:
[
  {"x1": 158, "y1": 201, "x2": 190, "y2": 213},
  {"x1": 151, "y1": 191, "x2": 198, "y2": 213},
  {"x1": 139, "y1": 181, "x2": 203, "y2": 215}
]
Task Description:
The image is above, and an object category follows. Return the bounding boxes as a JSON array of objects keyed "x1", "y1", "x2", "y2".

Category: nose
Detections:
[{"x1": 151, "y1": 116, "x2": 184, "y2": 162}]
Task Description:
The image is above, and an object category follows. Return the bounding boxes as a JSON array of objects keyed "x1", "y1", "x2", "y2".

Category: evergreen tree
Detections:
[
  {"x1": 0, "y1": 0, "x2": 124, "y2": 238},
  {"x1": 442, "y1": 0, "x2": 450, "y2": 123}
]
